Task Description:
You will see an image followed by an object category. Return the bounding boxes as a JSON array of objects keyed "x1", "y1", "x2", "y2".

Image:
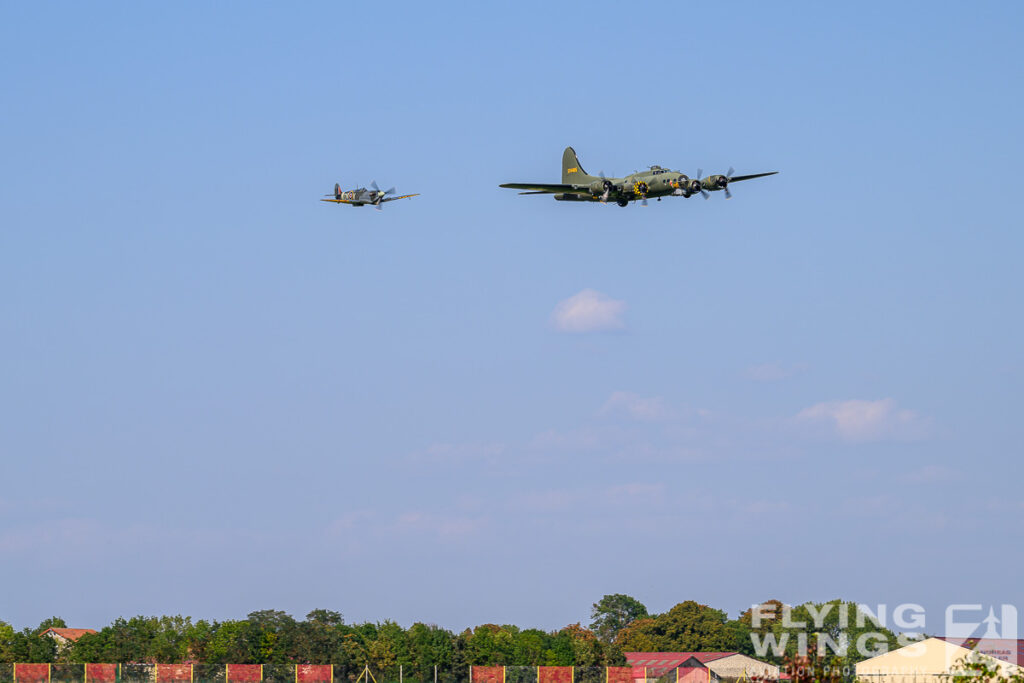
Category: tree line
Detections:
[{"x1": 0, "y1": 597, "x2": 898, "y2": 672}]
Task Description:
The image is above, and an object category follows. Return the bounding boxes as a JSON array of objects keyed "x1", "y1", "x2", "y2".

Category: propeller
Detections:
[
  {"x1": 669, "y1": 173, "x2": 699, "y2": 197},
  {"x1": 701, "y1": 167, "x2": 735, "y2": 199},
  {"x1": 371, "y1": 183, "x2": 398, "y2": 210},
  {"x1": 597, "y1": 171, "x2": 614, "y2": 203},
  {"x1": 695, "y1": 169, "x2": 709, "y2": 199},
  {"x1": 633, "y1": 180, "x2": 649, "y2": 206}
]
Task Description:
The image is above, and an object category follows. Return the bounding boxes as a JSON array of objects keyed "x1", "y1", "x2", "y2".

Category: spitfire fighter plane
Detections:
[
  {"x1": 321, "y1": 181, "x2": 418, "y2": 210},
  {"x1": 500, "y1": 147, "x2": 777, "y2": 207}
]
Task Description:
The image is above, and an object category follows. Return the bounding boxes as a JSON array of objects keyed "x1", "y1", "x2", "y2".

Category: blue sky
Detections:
[{"x1": 1, "y1": 2, "x2": 1022, "y2": 634}]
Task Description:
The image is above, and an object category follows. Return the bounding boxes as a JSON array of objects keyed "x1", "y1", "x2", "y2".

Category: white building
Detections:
[{"x1": 856, "y1": 637, "x2": 1021, "y2": 683}]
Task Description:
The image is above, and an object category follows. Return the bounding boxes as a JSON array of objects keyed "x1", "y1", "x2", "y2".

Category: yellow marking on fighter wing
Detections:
[
  {"x1": 381, "y1": 193, "x2": 420, "y2": 202},
  {"x1": 321, "y1": 198, "x2": 358, "y2": 204}
]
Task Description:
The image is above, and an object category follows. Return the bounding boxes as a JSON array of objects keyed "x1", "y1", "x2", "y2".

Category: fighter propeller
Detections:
[{"x1": 369, "y1": 180, "x2": 398, "y2": 210}]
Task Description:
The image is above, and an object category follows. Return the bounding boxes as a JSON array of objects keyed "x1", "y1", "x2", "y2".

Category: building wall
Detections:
[
  {"x1": 43, "y1": 632, "x2": 71, "y2": 650},
  {"x1": 857, "y1": 638, "x2": 1019, "y2": 683},
  {"x1": 706, "y1": 655, "x2": 778, "y2": 680}
]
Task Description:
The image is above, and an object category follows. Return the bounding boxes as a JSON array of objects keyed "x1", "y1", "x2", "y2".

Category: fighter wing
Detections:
[
  {"x1": 380, "y1": 193, "x2": 420, "y2": 203},
  {"x1": 321, "y1": 198, "x2": 359, "y2": 204},
  {"x1": 499, "y1": 183, "x2": 590, "y2": 195},
  {"x1": 727, "y1": 171, "x2": 779, "y2": 183}
]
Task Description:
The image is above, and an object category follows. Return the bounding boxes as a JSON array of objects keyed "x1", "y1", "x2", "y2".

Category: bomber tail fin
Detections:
[{"x1": 562, "y1": 147, "x2": 595, "y2": 185}]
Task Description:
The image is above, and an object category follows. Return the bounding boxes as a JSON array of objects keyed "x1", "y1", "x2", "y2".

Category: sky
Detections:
[{"x1": 1, "y1": 1, "x2": 1023, "y2": 636}]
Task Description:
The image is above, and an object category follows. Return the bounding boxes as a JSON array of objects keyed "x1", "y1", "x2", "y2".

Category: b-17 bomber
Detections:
[
  {"x1": 500, "y1": 147, "x2": 777, "y2": 207},
  {"x1": 321, "y1": 181, "x2": 418, "y2": 210}
]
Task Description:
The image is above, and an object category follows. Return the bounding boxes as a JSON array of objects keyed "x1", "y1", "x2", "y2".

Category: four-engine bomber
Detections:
[{"x1": 499, "y1": 147, "x2": 777, "y2": 207}]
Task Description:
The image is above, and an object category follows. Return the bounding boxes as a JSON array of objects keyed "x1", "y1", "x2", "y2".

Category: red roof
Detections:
[
  {"x1": 625, "y1": 653, "x2": 737, "y2": 676},
  {"x1": 40, "y1": 628, "x2": 97, "y2": 642}
]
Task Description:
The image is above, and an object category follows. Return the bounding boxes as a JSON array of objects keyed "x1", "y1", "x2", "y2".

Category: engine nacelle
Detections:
[
  {"x1": 671, "y1": 176, "x2": 702, "y2": 196},
  {"x1": 703, "y1": 174, "x2": 729, "y2": 190}
]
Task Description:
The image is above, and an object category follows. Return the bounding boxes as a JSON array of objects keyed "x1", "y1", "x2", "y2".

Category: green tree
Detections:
[
  {"x1": 770, "y1": 600, "x2": 898, "y2": 665},
  {"x1": 0, "y1": 620, "x2": 17, "y2": 663},
  {"x1": 730, "y1": 600, "x2": 787, "y2": 660},
  {"x1": 590, "y1": 595, "x2": 649, "y2": 645},
  {"x1": 406, "y1": 623, "x2": 455, "y2": 679},
  {"x1": 204, "y1": 620, "x2": 251, "y2": 664},
  {"x1": 946, "y1": 654, "x2": 1024, "y2": 683},
  {"x1": 367, "y1": 630, "x2": 398, "y2": 673},
  {"x1": 750, "y1": 640, "x2": 844, "y2": 683},
  {"x1": 557, "y1": 624, "x2": 607, "y2": 667},
  {"x1": 462, "y1": 625, "x2": 518, "y2": 665},
  {"x1": 340, "y1": 631, "x2": 369, "y2": 670},
  {"x1": 69, "y1": 630, "x2": 109, "y2": 663},
  {"x1": 513, "y1": 629, "x2": 549, "y2": 666},
  {"x1": 306, "y1": 610, "x2": 344, "y2": 627},
  {"x1": 296, "y1": 611, "x2": 347, "y2": 664},
  {"x1": 545, "y1": 629, "x2": 573, "y2": 666},
  {"x1": 34, "y1": 618, "x2": 68, "y2": 635},
  {"x1": 615, "y1": 601, "x2": 733, "y2": 652},
  {"x1": 7, "y1": 627, "x2": 57, "y2": 663}
]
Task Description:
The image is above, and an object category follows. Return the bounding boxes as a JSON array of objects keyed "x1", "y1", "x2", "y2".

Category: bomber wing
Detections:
[
  {"x1": 380, "y1": 193, "x2": 420, "y2": 203},
  {"x1": 727, "y1": 171, "x2": 779, "y2": 183},
  {"x1": 499, "y1": 183, "x2": 590, "y2": 195}
]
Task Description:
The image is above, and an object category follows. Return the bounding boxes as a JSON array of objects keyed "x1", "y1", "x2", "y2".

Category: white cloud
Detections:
[
  {"x1": 550, "y1": 289, "x2": 625, "y2": 333},
  {"x1": 795, "y1": 398, "x2": 930, "y2": 442},
  {"x1": 601, "y1": 391, "x2": 670, "y2": 421}
]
